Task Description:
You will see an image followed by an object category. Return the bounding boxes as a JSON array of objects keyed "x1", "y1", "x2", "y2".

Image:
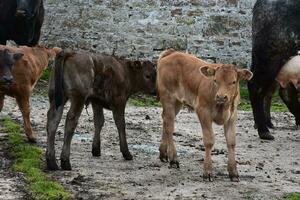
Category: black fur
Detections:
[
  {"x1": 248, "y1": 0, "x2": 300, "y2": 139},
  {"x1": 0, "y1": 0, "x2": 44, "y2": 46}
]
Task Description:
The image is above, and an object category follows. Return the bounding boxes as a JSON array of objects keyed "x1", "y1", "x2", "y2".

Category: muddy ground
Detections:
[{"x1": 0, "y1": 90, "x2": 299, "y2": 200}]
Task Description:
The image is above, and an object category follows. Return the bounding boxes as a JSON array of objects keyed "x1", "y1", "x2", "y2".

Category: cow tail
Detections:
[
  {"x1": 158, "y1": 48, "x2": 176, "y2": 61},
  {"x1": 54, "y1": 49, "x2": 73, "y2": 109}
]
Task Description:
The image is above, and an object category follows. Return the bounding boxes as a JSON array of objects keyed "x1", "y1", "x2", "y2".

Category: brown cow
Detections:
[
  {"x1": 157, "y1": 49, "x2": 253, "y2": 182},
  {"x1": 0, "y1": 45, "x2": 61, "y2": 142},
  {"x1": 46, "y1": 49, "x2": 156, "y2": 170}
]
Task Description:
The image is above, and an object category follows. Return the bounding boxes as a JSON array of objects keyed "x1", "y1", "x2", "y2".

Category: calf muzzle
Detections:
[{"x1": 215, "y1": 94, "x2": 228, "y2": 105}]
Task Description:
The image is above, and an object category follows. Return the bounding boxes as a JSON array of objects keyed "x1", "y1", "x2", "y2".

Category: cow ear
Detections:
[
  {"x1": 13, "y1": 53, "x2": 24, "y2": 61},
  {"x1": 103, "y1": 65, "x2": 113, "y2": 77},
  {"x1": 237, "y1": 69, "x2": 253, "y2": 81},
  {"x1": 199, "y1": 65, "x2": 216, "y2": 77},
  {"x1": 129, "y1": 61, "x2": 142, "y2": 69}
]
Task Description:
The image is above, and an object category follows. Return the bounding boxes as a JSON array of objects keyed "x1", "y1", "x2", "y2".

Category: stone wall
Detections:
[{"x1": 41, "y1": 0, "x2": 256, "y2": 67}]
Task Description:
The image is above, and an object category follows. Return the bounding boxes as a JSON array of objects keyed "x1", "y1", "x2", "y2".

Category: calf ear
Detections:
[
  {"x1": 13, "y1": 53, "x2": 24, "y2": 61},
  {"x1": 199, "y1": 65, "x2": 216, "y2": 77},
  {"x1": 238, "y1": 69, "x2": 253, "y2": 81},
  {"x1": 129, "y1": 61, "x2": 142, "y2": 69}
]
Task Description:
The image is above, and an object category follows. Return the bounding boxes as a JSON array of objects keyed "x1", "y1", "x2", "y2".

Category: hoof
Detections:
[
  {"x1": 169, "y1": 160, "x2": 180, "y2": 168},
  {"x1": 92, "y1": 147, "x2": 101, "y2": 157},
  {"x1": 266, "y1": 121, "x2": 275, "y2": 129},
  {"x1": 203, "y1": 173, "x2": 213, "y2": 182},
  {"x1": 259, "y1": 132, "x2": 274, "y2": 140},
  {"x1": 27, "y1": 135, "x2": 37, "y2": 143},
  {"x1": 229, "y1": 174, "x2": 240, "y2": 182},
  {"x1": 122, "y1": 151, "x2": 133, "y2": 160},
  {"x1": 159, "y1": 153, "x2": 168, "y2": 163},
  {"x1": 46, "y1": 159, "x2": 59, "y2": 171},
  {"x1": 61, "y1": 159, "x2": 72, "y2": 170}
]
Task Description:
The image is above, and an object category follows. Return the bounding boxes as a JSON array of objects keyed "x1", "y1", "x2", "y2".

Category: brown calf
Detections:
[
  {"x1": 46, "y1": 50, "x2": 156, "y2": 170},
  {"x1": 157, "y1": 49, "x2": 253, "y2": 181},
  {"x1": 0, "y1": 45, "x2": 61, "y2": 142}
]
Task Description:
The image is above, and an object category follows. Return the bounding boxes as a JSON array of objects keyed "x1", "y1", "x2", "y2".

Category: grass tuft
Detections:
[
  {"x1": 283, "y1": 193, "x2": 300, "y2": 200},
  {"x1": 2, "y1": 118, "x2": 71, "y2": 200}
]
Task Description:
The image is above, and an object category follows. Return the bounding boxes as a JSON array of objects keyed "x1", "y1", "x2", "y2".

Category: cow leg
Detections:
[
  {"x1": 46, "y1": 101, "x2": 65, "y2": 170},
  {"x1": 197, "y1": 108, "x2": 214, "y2": 181},
  {"x1": 112, "y1": 104, "x2": 132, "y2": 160},
  {"x1": 248, "y1": 81, "x2": 274, "y2": 140},
  {"x1": 0, "y1": 94, "x2": 4, "y2": 112},
  {"x1": 16, "y1": 95, "x2": 36, "y2": 142},
  {"x1": 263, "y1": 83, "x2": 277, "y2": 129},
  {"x1": 279, "y1": 85, "x2": 300, "y2": 127},
  {"x1": 159, "y1": 99, "x2": 180, "y2": 168},
  {"x1": 60, "y1": 98, "x2": 84, "y2": 170},
  {"x1": 91, "y1": 102, "x2": 104, "y2": 157},
  {"x1": 224, "y1": 113, "x2": 239, "y2": 182}
]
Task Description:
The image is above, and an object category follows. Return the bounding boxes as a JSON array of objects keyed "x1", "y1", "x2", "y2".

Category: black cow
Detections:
[
  {"x1": 0, "y1": 0, "x2": 44, "y2": 46},
  {"x1": 248, "y1": 0, "x2": 300, "y2": 140}
]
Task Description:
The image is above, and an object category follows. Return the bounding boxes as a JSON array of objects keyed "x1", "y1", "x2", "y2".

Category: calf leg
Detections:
[
  {"x1": 279, "y1": 85, "x2": 300, "y2": 127},
  {"x1": 60, "y1": 99, "x2": 84, "y2": 170},
  {"x1": 197, "y1": 109, "x2": 214, "y2": 181},
  {"x1": 91, "y1": 102, "x2": 104, "y2": 157},
  {"x1": 159, "y1": 99, "x2": 179, "y2": 168},
  {"x1": 112, "y1": 104, "x2": 132, "y2": 160},
  {"x1": 16, "y1": 95, "x2": 36, "y2": 142},
  {"x1": 46, "y1": 101, "x2": 64, "y2": 170},
  {"x1": 224, "y1": 114, "x2": 239, "y2": 182},
  {"x1": 0, "y1": 94, "x2": 4, "y2": 112}
]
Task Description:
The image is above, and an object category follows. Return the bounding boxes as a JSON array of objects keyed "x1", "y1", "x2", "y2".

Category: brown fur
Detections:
[
  {"x1": 157, "y1": 50, "x2": 252, "y2": 181},
  {"x1": 0, "y1": 45, "x2": 62, "y2": 142},
  {"x1": 46, "y1": 50, "x2": 156, "y2": 170}
]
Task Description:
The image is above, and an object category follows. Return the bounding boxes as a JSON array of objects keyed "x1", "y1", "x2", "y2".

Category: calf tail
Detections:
[
  {"x1": 158, "y1": 48, "x2": 176, "y2": 61},
  {"x1": 54, "y1": 49, "x2": 74, "y2": 109}
]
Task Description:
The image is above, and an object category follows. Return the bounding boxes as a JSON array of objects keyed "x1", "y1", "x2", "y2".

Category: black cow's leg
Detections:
[
  {"x1": 60, "y1": 98, "x2": 84, "y2": 170},
  {"x1": 279, "y1": 84, "x2": 300, "y2": 127},
  {"x1": 0, "y1": 94, "x2": 4, "y2": 112},
  {"x1": 263, "y1": 83, "x2": 277, "y2": 129},
  {"x1": 248, "y1": 81, "x2": 274, "y2": 140},
  {"x1": 112, "y1": 104, "x2": 132, "y2": 160},
  {"x1": 91, "y1": 102, "x2": 104, "y2": 157}
]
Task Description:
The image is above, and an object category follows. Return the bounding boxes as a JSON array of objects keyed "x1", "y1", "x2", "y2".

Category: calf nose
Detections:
[
  {"x1": 216, "y1": 94, "x2": 228, "y2": 103},
  {"x1": 3, "y1": 76, "x2": 13, "y2": 85}
]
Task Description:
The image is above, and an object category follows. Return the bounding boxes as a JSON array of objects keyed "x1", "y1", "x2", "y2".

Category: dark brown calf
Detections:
[
  {"x1": 0, "y1": 45, "x2": 61, "y2": 142},
  {"x1": 46, "y1": 50, "x2": 156, "y2": 170}
]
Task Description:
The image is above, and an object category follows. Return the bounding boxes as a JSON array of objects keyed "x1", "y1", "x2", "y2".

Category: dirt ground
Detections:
[{"x1": 0, "y1": 92, "x2": 299, "y2": 200}]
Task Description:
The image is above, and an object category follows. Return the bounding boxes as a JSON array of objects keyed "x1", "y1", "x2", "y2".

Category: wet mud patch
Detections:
[{"x1": 1, "y1": 95, "x2": 300, "y2": 199}]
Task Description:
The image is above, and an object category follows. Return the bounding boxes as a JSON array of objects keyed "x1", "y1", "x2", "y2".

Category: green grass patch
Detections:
[
  {"x1": 283, "y1": 193, "x2": 300, "y2": 200},
  {"x1": 128, "y1": 94, "x2": 161, "y2": 107},
  {"x1": 39, "y1": 68, "x2": 51, "y2": 81},
  {"x1": 2, "y1": 118, "x2": 71, "y2": 200}
]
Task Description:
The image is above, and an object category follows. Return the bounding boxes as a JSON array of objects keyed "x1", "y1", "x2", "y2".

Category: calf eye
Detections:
[
  {"x1": 145, "y1": 75, "x2": 151, "y2": 79},
  {"x1": 232, "y1": 81, "x2": 236, "y2": 85},
  {"x1": 214, "y1": 79, "x2": 217, "y2": 84}
]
